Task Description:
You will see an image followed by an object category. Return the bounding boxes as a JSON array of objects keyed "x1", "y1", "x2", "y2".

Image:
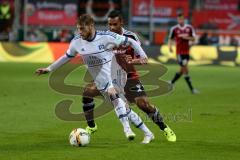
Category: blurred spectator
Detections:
[
  {"x1": 52, "y1": 29, "x2": 73, "y2": 42},
  {"x1": 26, "y1": 28, "x2": 48, "y2": 42},
  {"x1": 209, "y1": 33, "x2": 219, "y2": 45},
  {"x1": 35, "y1": 29, "x2": 48, "y2": 41},
  {"x1": 0, "y1": 0, "x2": 14, "y2": 41},
  {"x1": 198, "y1": 32, "x2": 209, "y2": 45},
  {"x1": 230, "y1": 37, "x2": 238, "y2": 46},
  {"x1": 8, "y1": 27, "x2": 16, "y2": 41},
  {"x1": 0, "y1": 0, "x2": 13, "y2": 31},
  {"x1": 26, "y1": 29, "x2": 38, "y2": 42},
  {"x1": 59, "y1": 29, "x2": 73, "y2": 42}
]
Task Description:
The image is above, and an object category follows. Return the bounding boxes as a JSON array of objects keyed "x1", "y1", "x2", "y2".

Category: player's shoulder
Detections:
[
  {"x1": 170, "y1": 24, "x2": 179, "y2": 31},
  {"x1": 185, "y1": 24, "x2": 194, "y2": 29},
  {"x1": 72, "y1": 34, "x2": 81, "y2": 40},
  {"x1": 123, "y1": 29, "x2": 139, "y2": 41},
  {"x1": 71, "y1": 34, "x2": 81, "y2": 43},
  {"x1": 96, "y1": 30, "x2": 117, "y2": 38}
]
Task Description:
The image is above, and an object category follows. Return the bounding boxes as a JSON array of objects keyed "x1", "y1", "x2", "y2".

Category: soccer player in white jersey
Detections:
[
  {"x1": 82, "y1": 10, "x2": 176, "y2": 143},
  {"x1": 36, "y1": 14, "x2": 154, "y2": 143}
]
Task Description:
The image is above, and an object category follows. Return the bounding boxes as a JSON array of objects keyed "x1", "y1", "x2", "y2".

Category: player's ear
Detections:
[
  {"x1": 90, "y1": 23, "x2": 94, "y2": 29},
  {"x1": 120, "y1": 18, "x2": 124, "y2": 25}
]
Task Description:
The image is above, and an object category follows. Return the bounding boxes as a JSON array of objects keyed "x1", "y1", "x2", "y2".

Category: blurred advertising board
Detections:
[
  {"x1": 79, "y1": 0, "x2": 122, "y2": 22},
  {"x1": 192, "y1": 10, "x2": 240, "y2": 30},
  {"x1": 0, "y1": 42, "x2": 239, "y2": 66},
  {"x1": 202, "y1": 0, "x2": 239, "y2": 11},
  {"x1": 154, "y1": 30, "x2": 240, "y2": 45},
  {"x1": 0, "y1": 0, "x2": 14, "y2": 6},
  {"x1": 193, "y1": 0, "x2": 240, "y2": 30},
  {"x1": 23, "y1": 0, "x2": 78, "y2": 26},
  {"x1": 157, "y1": 45, "x2": 240, "y2": 66},
  {"x1": 131, "y1": 0, "x2": 189, "y2": 23}
]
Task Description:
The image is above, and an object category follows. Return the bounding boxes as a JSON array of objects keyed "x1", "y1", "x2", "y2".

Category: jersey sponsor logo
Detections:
[
  {"x1": 86, "y1": 55, "x2": 108, "y2": 66},
  {"x1": 115, "y1": 35, "x2": 125, "y2": 45},
  {"x1": 98, "y1": 44, "x2": 105, "y2": 50},
  {"x1": 178, "y1": 33, "x2": 189, "y2": 37},
  {"x1": 130, "y1": 84, "x2": 144, "y2": 92},
  {"x1": 113, "y1": 49, "x2": 126, "y2": 54},
  {"x1": 112, "y1": 45, "x2": 128, "y2": 54}
]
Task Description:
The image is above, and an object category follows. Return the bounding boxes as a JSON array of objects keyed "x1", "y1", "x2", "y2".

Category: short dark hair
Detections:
[
  {"x1": 108, "y1": 10, "x2": 123, "y2": 20},
  {"x1": 177, "y1": 13, "x2": 184, "y2": 18},
  {"x1": 77, "y1": 14, "x2": 94, "y2": 26}
]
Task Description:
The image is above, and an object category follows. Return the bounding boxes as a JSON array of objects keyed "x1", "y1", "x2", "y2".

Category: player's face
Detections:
[
  {"x1": 108, "y1": 17, "x2": 123, "y2": 34},
  {"x1": 77, "y1": 24, "x2": 93, "y2": 40},
  {"x1": 178, "y1": 17, "x2": 185, "y2": 26}
]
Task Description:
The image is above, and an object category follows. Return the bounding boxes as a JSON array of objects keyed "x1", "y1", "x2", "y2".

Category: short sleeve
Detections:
[
  {"x1": 190, "y1": 25, "x2": 196, "y2": 37},
  {"x1": 169, "y1": 27, "x2": 175, "y2": 39},
  {"x1": 106, "y1": 31, "x2": 128, "y2": 46},
  {"x1": 66, "y1": 40, "x2": 78, "y2": 58}
]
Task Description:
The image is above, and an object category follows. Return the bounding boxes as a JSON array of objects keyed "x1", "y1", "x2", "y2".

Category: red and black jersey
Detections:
[
  {"x1": 113, "y1": 28, "x2": 141, "y2": 80},
  {"x1": 169, "y1": 24, "x2": 196, "y2": 55}
]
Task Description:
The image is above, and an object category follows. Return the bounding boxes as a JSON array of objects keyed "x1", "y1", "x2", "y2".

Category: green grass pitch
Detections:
[{"x1": 0, "y1": 62, "x2": 240, "y2": 160}]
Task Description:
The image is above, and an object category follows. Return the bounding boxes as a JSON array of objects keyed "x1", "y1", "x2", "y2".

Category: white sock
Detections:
[
  {"x1": 112, "y1": 98, "x2": 131, "y2": 132},
  {"x1": 127, "y1": 108, "x2": 152, "y2": 135}
]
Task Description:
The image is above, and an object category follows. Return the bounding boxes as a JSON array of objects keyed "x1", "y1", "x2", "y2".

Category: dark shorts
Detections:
[
  {"x1": 177, "y1": 54, "x2": 190, "y2": 66},
  {"x1": 124, "y1": 78, "x2": 146, "y2": 103}
]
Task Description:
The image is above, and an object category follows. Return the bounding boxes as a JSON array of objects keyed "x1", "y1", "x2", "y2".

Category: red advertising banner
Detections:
[
  {"x1": 132, "y1": 0, "x2": 189, "y2": 17},
  {"x1": 131, "y1": 0, "x2": 189, "y2": 23},
  {"x1": 154, "y1": 30, "x2": 240, "y2": 45},
  {"x1": 79, "y1": 0, "x2": 122, "y2": 22},
  {"x1": 192, "y1": 11, "x2": 240, "y2": 30},
  {"x1": 24, "y1": 0, "x2": 78, "y2": 26},
  {"x1": 203, "y1": 0, "x2": 239, "y2": 11},
  {"x1": 0, "y1": 0, "x2": 14, "y2": 7}
]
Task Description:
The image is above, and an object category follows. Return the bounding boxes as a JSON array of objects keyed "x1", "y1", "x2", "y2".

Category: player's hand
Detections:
[
  {"x1": 125, "y1": 55, "x2": 133, "y2": 64},
  {"x1": 139, "y1": 57, "x2": 148, "y2": 64},
  {"x1": 129, "y1": 57, "x2": 148, "y2": 65},
  {"x1": 35, "y1": 68, "x2": 50, "y2": 75},
  {"x1": 169, "y1": 47, "x2": 173, "y2": 53},
  {"x1": 178, "y1": 35, "x2": 191, "y2": 40},
  {"x1": 178, "y1": 34, "x2": 185, "y2": 38}
]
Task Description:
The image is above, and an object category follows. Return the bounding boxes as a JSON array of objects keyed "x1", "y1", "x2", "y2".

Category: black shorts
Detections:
[
  {"x1": 177, "y1": 54, "x2": 190, "y2": 66},
  {"x1": 124, "y1": 78, "x2": 146, "y2": 103}
]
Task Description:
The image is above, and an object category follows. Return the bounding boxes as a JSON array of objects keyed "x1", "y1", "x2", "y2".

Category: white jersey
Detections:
[{"x1": 66, "y1": 31, "x2": 128, "y2": 91}]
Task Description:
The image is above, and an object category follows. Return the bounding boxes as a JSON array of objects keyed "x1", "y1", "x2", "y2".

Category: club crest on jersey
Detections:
[{"x1": 98, "y1": 44, "x2": 105, "y2": 50}]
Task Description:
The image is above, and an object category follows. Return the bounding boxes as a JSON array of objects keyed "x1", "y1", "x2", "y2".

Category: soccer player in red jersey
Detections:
[
  {"x1": 82, "y1": 10, "x2": 176, "y2": 142},
  {"x1": 168, "y1": 14, "x2": 199, "y2": 94}
]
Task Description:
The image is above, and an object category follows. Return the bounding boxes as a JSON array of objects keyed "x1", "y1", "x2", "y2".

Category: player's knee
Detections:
[
  {"x1": 135, "y1": 96, "x2": 146, "y2": 105},
  {"x1": 82, "y1": 96, "x2": 94, "y2": 105},
  {"x1": 135, "y1": 97, "x2": 153, "y2": 113},
  {"x1": 109, "y1": 93, "x2": 120, "y2": 101},
  {"x1": 83, "y1": 84, "x2": 99, "y2": 97},
  {"x1": 181, "y1": 67, "x2": 188, "y2": 74},
  {"x1": 180, "y1": 67, "x2": 187, "y2": 74}
]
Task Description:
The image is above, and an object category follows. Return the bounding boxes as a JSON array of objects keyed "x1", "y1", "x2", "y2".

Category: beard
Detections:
[{"x1": 82, "y1": 31, "x2": 93, "y2": 40}]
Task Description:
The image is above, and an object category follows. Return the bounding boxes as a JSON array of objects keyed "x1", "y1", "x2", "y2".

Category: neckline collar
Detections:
[
  {"x1": 178, "y1": 24, "x2": 187, "y2": 29},
  {"x1": 86, "y1": 31, "x2": 97, "y2": 42}
]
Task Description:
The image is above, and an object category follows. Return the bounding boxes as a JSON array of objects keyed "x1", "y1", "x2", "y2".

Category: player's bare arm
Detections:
[
  {"x1": 35, "y1": 54, "x2": 72, "y2": 75},
  {"x1": 35, "y1": 68, "x2": 50, "y2": 75},
  {"x1": 178, "y1": 35, "x2": 195, "y2": 41},
  {"x1": 168, "y1": 38, "x2": 174, "y2": 53},
  {"x1": 124, "y1": 54, "x2": 148, "y2": 65},
  {"x1": 124, "y1": 37, "x2": 148, "y2": 64}
]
